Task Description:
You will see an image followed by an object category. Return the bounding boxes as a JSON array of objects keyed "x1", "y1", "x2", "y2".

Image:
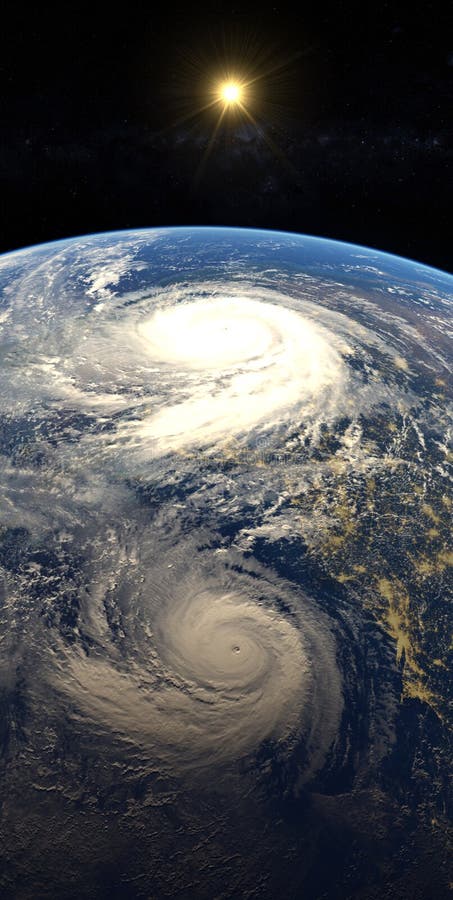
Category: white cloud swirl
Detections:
[
  {"x1": 52, "y1": 546, "x2": 343, "y2": 777},
  {"x1": 130, "y1": 294, "x2": 349, "y2": 454}
]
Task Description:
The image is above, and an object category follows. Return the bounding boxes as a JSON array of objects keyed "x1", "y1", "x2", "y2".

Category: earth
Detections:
[{"x1": 0, "y1": 227, "x2": 451, "y2": 899}]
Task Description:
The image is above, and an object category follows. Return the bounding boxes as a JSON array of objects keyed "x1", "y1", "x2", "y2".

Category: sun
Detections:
[
  {"x1": 219, "y1": 81, "x2": 243, "y2": 105},
  {"x1": 169, "y1": 41, "x2": 299, "y2": 186}
]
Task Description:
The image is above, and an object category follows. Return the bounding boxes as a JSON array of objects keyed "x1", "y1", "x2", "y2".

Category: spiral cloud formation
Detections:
[
  {"x1": 1, "y1": 263, "x2": 355, "y2": 463},
  {"x1": 132, "y1": 293, "x2": 349, "y2": 454},
  {"x1": 57, "y1": 547, "x2": 343, "y2": 776}
]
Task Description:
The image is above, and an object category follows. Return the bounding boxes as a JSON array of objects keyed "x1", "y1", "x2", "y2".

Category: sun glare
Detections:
[
  {"x1": 179, "y1": 46, "x2": 296, "y2": 186},
  {"x1": 220, "y1": 82, "x2": 242, "y2": 105}
]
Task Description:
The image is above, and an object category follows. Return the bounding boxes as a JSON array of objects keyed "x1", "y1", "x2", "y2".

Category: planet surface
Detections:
[{"x1": 0, "y1": 226, "x2": 451, "y2": 899}]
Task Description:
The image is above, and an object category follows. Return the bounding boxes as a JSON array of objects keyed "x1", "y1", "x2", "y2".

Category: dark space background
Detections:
[{"x1": 1, "y1": 1, "x2": 452, "y2": 271}]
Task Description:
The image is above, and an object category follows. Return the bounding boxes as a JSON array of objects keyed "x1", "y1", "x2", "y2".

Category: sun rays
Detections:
[{"x1": 162, "y1": 31, "x2": 303, "y2": 187}]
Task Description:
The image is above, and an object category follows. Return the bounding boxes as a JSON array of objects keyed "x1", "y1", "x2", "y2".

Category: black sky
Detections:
[{"x1": 1, "y1": 1, "x2": 452, "y2": 270}]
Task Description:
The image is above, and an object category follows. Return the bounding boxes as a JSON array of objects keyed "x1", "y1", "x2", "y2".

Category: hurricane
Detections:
[
  {"x1": 52, "y1": 544, "x2": 342, "y2": 776},
  {"x1": 132, "y1": 291, "x2": 350, "y2": 453}
]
